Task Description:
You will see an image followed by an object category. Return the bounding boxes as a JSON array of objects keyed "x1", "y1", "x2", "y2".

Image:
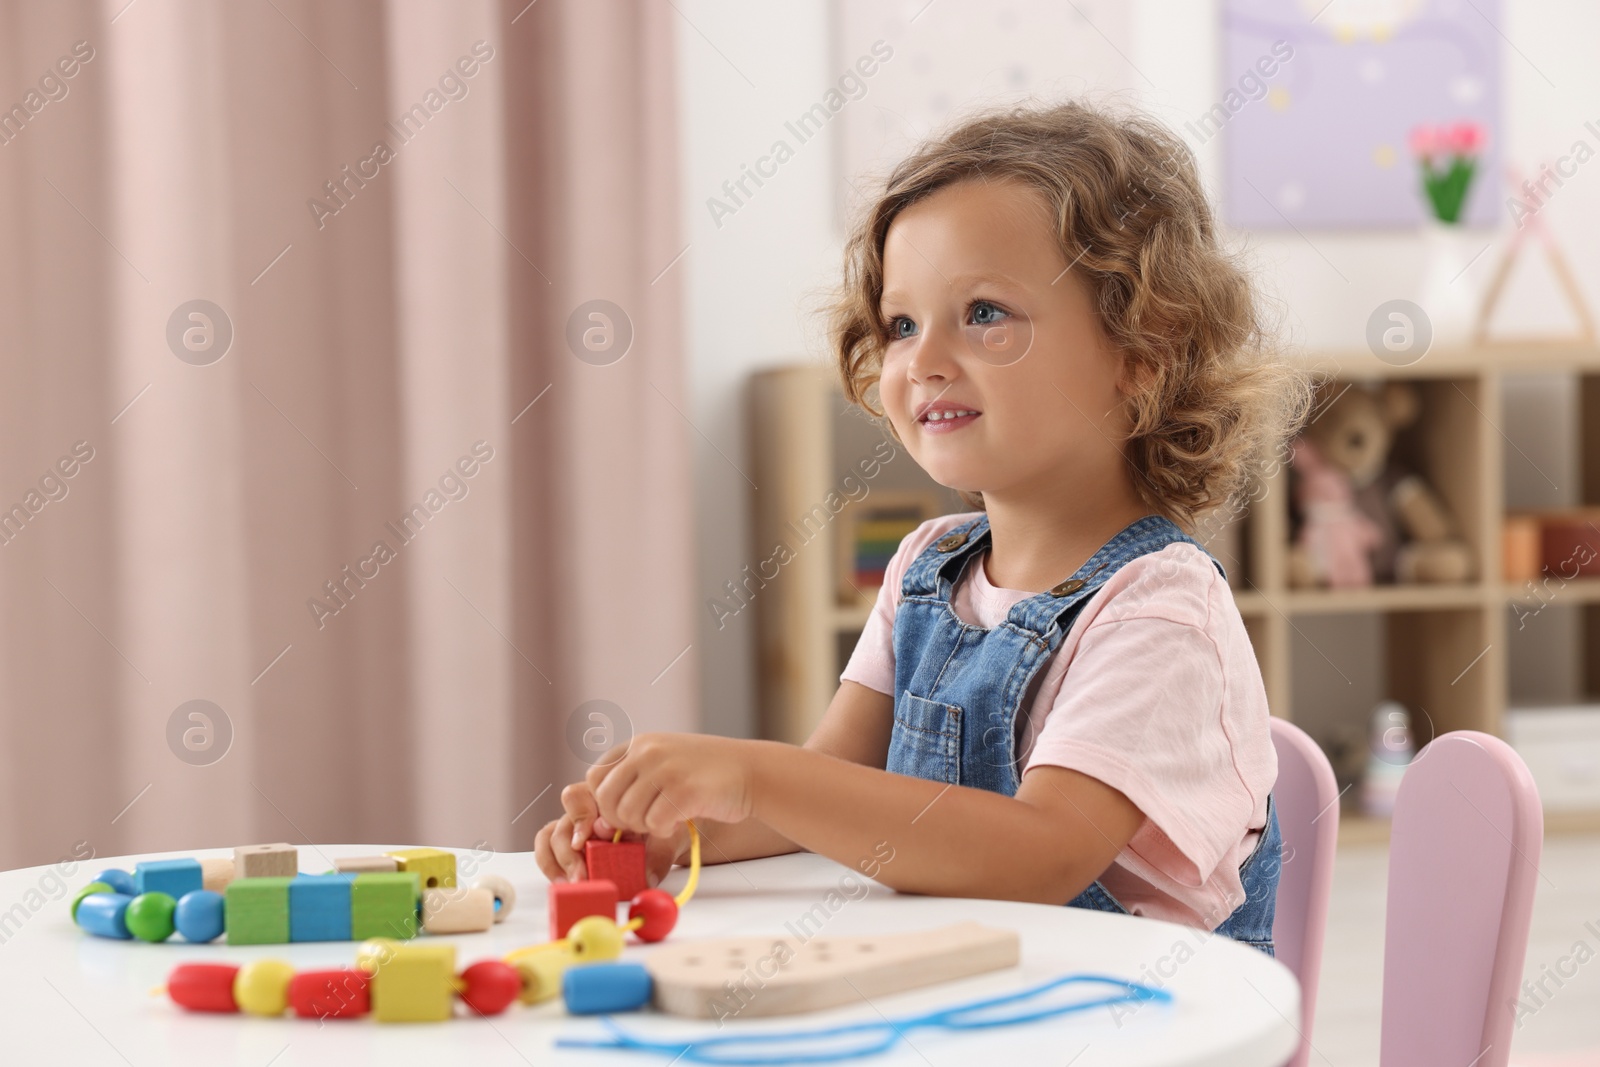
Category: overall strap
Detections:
[
  {"x1": 1005, "y1": 514, "x2": 1225, "y2": 635},
  {"x1": 899, "y1": 513, "x2": 994, "y2": 601}
]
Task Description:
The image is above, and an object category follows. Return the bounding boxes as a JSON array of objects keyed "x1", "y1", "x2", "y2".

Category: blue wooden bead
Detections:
[
  {"x1": 94, "y1": 869, "x2": 135, "y2": 896},
  {"x1": 562, "y1": 962, "x2": 653, "y2": 1015},
  {"x1": 288, "y1": 873, "x2": 354, "y2": 942},
  {"x1": 173, "y1": 889, "x2": 225, "y2": 943},
  {"x1": 77, "y1": 893, "x2": 134, "y2": 939},
  {"x1": 134, "y1": 858, "x2": 203, "y2": 900}
]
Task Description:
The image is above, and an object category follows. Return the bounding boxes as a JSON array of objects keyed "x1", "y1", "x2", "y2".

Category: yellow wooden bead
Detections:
[
  {"x1": 568, "y1": 915, "x2": 623, "y2": 962},
  {"x1": 233, "y1": 959, "x2": 295, "y2": 1016},
  {"x1": 367, "y1": 943, "x2": 457, "y2": 1022},
  {"x1": 511, "y1": 946, "x2": 575, "y2": 1005},
  {"x1": 356, "y1": 937, "x2": 401, "y2": 974}
]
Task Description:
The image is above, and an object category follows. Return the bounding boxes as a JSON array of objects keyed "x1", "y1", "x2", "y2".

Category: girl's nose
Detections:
[{"x1": 904, "y1": 323, "x2": 961, "y2": 384}]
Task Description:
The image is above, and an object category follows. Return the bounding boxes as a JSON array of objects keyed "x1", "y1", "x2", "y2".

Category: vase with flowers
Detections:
[{"x1": 1408, "y1": 121, "x2": 1489, "y2": 349}]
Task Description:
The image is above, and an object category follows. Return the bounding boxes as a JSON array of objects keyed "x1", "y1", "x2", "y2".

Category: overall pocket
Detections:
[{"x1": 886, "y1": 692, "x2": 963, "y2": 785}]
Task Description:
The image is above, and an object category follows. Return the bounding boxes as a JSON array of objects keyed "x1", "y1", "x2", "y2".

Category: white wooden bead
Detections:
[
  {"x1": 421, "y1": 887, "x2": 494, "y2": 934},
  {"x1": 199, "y1": 857, "x2": 235, "y2": 893},
  {"x1": 334, "y1": 855, "x2": 399, "y2": 874},
  {"x1": 472, "y1": 874, "x2": 516, "y2": 923}
]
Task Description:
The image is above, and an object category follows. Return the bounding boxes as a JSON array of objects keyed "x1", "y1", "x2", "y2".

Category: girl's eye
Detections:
[
  {"x1": 969, "y1": 300, "x2": 1008, "y2": 326},
  {"x1": 885, "y1": 316, "x2": 916, "y2": 341}
]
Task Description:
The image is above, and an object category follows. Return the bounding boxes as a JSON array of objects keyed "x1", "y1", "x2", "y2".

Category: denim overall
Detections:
[{"x1": 886, "y1": 512, "x2": 1281, "y2": 956}]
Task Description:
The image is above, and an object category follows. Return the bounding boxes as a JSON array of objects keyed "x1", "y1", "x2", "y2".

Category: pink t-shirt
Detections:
[{"x1": 840, "y1": 512, "x2": 1278, "y2": 931}]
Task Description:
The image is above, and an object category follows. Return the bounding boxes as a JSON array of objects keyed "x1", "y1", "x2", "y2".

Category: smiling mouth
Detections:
[{"x1": 918, "y1": 409, "x2": 981, "y2": 432}]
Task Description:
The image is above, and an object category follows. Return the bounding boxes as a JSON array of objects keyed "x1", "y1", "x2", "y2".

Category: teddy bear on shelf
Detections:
[{"x1": 1288, "y1": 381, "x2": 1474, "y2": 589}]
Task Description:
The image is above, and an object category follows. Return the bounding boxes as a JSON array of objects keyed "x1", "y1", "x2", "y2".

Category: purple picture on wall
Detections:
[{"x1": 1219, "y1": 0, "x2": 1501, "y2": 229}]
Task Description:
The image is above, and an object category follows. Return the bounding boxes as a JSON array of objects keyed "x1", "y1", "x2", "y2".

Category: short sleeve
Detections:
[{"x1": 1021, "y1": 603, "x2": 1257, "y2": 887}]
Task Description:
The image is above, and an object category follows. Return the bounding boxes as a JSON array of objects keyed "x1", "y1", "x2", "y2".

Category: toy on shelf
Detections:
[
  {"x1": 70, "y1": 844, "x2": 512, "y2": 945},
  {"x1": 159, "y1": 823, "x2": 704, "y2": 1022}
]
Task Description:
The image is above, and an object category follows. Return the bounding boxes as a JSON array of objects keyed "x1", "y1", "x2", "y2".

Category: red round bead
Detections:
[
  {"x1": 627, "y1": 888, "x2": 678, "y2": 942},
  {"x1": 288, "y1": 968, "x2": 371, "y2": 1020},
  {"x1": 459, "y1": 960, "x2": 521, "y2": 1016},
  {"x1": 167, "y1": 963, "x2": 240, "y2": 1013}
]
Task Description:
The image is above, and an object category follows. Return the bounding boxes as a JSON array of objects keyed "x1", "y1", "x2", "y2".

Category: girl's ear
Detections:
[{"x1": 1114, "y1": 350, "x2": 1151, "y2": 398}]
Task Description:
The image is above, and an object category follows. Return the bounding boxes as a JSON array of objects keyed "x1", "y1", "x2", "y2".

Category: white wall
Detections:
[{"x1": 678, "y1": 0, "x2": 1600, "y2": 738}]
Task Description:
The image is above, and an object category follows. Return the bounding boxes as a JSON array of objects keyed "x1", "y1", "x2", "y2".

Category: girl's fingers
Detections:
[
  {"x1": 549, "y1": 813, "x2": 587, "y2": 882},
  {"x1": 641, "y1": 792, "x2": 682, "y2": 839},
  {"x1": 561, "y1": 783, "x2": 600, "y2": 849},
  {"x1": 642, "y1": 827, "x2": 684, "y2": 889},
  {"x1": 534, "y1": 820, "x2": 564, "y2": 883},
  {"x1": 592, "y1": 759, "x2": 642, "y2": 832}
]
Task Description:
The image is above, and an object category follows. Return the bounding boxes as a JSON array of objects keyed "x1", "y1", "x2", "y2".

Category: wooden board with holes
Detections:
[{"x1": 645, "y1": 921, "x2": 1021, "y2": 1018}]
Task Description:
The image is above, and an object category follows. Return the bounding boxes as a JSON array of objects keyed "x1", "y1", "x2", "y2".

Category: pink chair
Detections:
[
  {"x1": 1268, "y1": 716, "x2": 1341, "y2": 1067},
  {"x1": 1380, "y1": 730, "x2": 1543, "y2": 1067}
]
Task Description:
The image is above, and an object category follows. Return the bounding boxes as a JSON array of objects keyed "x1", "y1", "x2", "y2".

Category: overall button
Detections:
[
  {"x1": 935, "y1": 532, "x2": 968, "y2": 552},
  {"x1": 1049, "y1": 578, "x2": 1084, "y2": 597}
]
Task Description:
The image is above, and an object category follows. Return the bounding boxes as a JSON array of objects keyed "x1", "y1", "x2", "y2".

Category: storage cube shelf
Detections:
[{"x1": 749, "y1": 345, "x2": 1600, "y2": 831}]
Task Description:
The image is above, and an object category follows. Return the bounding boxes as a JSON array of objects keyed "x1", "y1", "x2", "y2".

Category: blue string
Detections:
[{"x1": 555, "y1": 972, "x2": 1172, "y2": 1065}]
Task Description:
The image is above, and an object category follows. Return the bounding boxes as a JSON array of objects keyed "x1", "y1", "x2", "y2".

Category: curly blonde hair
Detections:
[{"x1": 828, "y1": 98, "x2": 1315, "y2": 531}]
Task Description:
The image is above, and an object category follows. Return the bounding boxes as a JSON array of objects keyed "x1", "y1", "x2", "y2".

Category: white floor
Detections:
[{"x1": 1311, "y1": 834, "x2": 1600, "y2": 1066}]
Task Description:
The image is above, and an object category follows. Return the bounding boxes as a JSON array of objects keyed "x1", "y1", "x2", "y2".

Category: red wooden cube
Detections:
[
  {"x1": 548, "y1": 879, "x2": 617, "y2": 940},
  {"x1": 584, "y1": 839, "x2": 647, "y2": 901}
]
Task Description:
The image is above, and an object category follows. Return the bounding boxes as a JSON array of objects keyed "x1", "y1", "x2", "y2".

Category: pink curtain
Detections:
[{"x1": 0, "y1": 0, "x2": 696, "y2": 872}]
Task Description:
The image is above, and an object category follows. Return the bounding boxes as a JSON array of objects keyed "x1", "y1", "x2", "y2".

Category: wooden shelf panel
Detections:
[
  {"x1": 1289, "y1": 342, "x2": 1600, "y2": 380},
  {"x1": 1277, "y1": 583, "x2": 1489, "y2": 614}
]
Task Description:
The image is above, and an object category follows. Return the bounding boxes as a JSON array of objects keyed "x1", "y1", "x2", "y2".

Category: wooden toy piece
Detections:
[
  {"x1": 567, "y1": 915, "x2": 624, "y2": 963},
  {"x1": 334, "y1": 855, "x2": 399, "y2": 875},
  {"x1": 167, "y1": 963, "x2": 240, "y2": 1012},
  {"x1": 458, "y1": 961, "x2": 522, "y2": 1016},
  {"x1": 646, "y1": 921, "x2": 1021, "y2": 1019},
  {"x1": 472, "y1": 874, "x2": 516, "y2": 922},
  {"x1": 200, "y1": 857, "x2": 235, "y2": 894},
  {"x1": 289, "y1": 873, "x2": 355, "y2": 942},
  {"x1": 225, "y1": 877, "x2": 293, "y2": 945},
  {"x1": 134, "y1": 859, "x2": 204, "y2": 900},
  {"x1": 71, "y1": 881, "x2": 114, "y2": 921},
  {"x1": 507, "y1": 945, "x2": 576, "y2": 1005},
  {"x1": 385, "y1": 847, "x2": 456, "y2": 889},
  {"x1": 366, "y1": 942, "x2": 457, "y2": 1022},
  {"x1": 174, "y1": 890, "x2": 225, "y2": 943},
  {"x1": 125, "y1": 892, "x2": 178, "y2": 942},
  {"x1": 350, "y1": 871, "x2": 421, "y2": 941},
  {"x1": 548, "y1": 879, "x2": 617, "y2": 940},
  {"x1": 77, "y1": 892, "x2": 133, "y2": 939},
  {"x1": 584, "y1": 839, "x2": 647, "y2": 901},
  {"x1": 94, "y1": 868, "x2": 135, "y2": 896},
  {"x1": 234, "y1": 843, "x2": 298, "y2": 879},
  {"x1": 563, "y1": 962, "x2": 653, "y2": 1015},
  {"x1": 420, "y1": 887, "x2": 494, "y2": 934},
  {"x1": 288, "y1": 968, "x2": 371, "y2": 1019},
  {"x1": 627, "y1": 888, "x2": 678, "y2": 942},
  {"x1": 234, "y1": 959, "x2": 296, "y2": 1016}
]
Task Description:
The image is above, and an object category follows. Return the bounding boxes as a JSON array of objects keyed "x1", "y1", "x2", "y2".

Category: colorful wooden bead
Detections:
[
  {"x1": 167, "y1": 963, "x2": 240, "y2": 1012},
  {"x1": 288, "y1": 968, "x2": 371, "y2": 1019},
  {"x1": 508, "y1": 946, "x2": 575, "y2": 1005},
  {"x1": 125, "y1": 892, "x2": 177, "y2": 942},
  {"x1": 627, "y1": 888, "x2": 679, "y2": 942},
  {"x1": 563, "y1": 962, "x2": 653, "y2": 1015},
  {"x1": 200, "y1": 857, "x2": 235, "y2": 894},
  {"x1": 71, "y1": 881, "x2": 114, "y2": 922},
  {"x1": 234, "y1": 843, "x2": 298, "y2": 879},
  {"x1": 174, "y1": 890, "x2": 225, "y2": 943},
  {"x1": 367, "y1": 943, "x2": 457, "y2": 1022},
  {"x1": 548, "y1": 879, "x2": 616, "y2": 940},
  {"x1": 93, "y1": 868, "x2": 135, "y2": 896},
  {"x1": 333, "y1": 855, "x2": 398, "y2": 875},
  {"x1": 234, "y1": 959, "x2": 295, "y2": 1016},
  {"x1": 225, "y1": 877, "x2": 292, "y2": 945},
  {"x1": 472, "y1": 874, "x2": 516, "y2": 922},
  {"x1": 133, "y1": 858, "x2": 203, "y2": 900},
  {"x1": 420, "y1": 887, "x2": 494, "y2": 934},
  {"x1": 584, "y1": 839, "x2": 648, "y2": 901},
  {"x1": 77, "y1": 892, "x2": 133, "y2": 939},
  {"x1": 351, "y1": 872, "x2": 421, "y2": 941},
  {"x1": 289, "y1": 873, "x2": 355, "y2": 942},
  {"x1": 568, "y1": 915, "x2": 624, "y2": 962},
  {"x1": 458, "y1": 960, "x2": 521, "y2": 1016},
  {"x1": 385, "y1": 848, "x2": 456, "y2": 889}
]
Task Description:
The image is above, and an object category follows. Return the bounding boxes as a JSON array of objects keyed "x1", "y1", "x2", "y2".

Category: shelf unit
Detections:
[{"x1": 748, "y1": 345, "x2": 1600, "y2": 835}]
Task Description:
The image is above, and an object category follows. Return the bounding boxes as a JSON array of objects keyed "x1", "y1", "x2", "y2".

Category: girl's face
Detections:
[{"x1": 877, "y1": 178, "x2": 1135, "y2": 502}]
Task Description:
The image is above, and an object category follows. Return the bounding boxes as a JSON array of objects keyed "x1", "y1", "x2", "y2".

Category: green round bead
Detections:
[
  {"x1": 124, "y1": 892, "x2": 177, "y2": 942},
  {"x1": 70, "y1": 881, "x2": 114, "y2": 923}
]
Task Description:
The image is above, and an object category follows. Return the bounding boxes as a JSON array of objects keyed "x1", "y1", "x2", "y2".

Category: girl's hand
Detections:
[
  {"x1": 534, "y1": 780, "x2": 690, "y2": 887},
  {"x1": 587, "y1": 733, "x2": 758, "y2": 837}
]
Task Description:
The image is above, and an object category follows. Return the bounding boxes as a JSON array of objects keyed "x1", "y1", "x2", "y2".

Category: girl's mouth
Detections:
[{"x1": 919, "y1": 409, "x2": 981, "y2": 434}]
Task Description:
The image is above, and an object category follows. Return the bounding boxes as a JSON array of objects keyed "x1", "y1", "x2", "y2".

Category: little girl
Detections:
[{"x1": 536, "y1": 99, "x2": 1313, "y2": 954}]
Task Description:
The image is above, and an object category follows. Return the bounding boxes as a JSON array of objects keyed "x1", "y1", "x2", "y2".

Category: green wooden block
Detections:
[
  {"x1": 225, "y1": 877, "x2": 292, "y2": 945},
  {"x1": 351, "y1": 872, "x2": 420, "y2": 940}
]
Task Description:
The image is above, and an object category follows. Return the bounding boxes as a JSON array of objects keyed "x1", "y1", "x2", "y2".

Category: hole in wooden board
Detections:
[{"x1": 685, "y1": 956, "x2": 702, "y2": 966}]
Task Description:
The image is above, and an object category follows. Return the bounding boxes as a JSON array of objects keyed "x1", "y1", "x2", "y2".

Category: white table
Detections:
[{"x1": 0, "y1": 844, "x2": 1300, "y2": 1065}]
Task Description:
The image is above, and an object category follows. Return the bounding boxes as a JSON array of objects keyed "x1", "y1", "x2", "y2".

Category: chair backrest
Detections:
[
  {"x1": 1381, "y1": 730, "x2": 1544, "y2": 1067},
  {"x1": 1268, "y1": 716, "x2": 1341, "y2": 1067}
]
